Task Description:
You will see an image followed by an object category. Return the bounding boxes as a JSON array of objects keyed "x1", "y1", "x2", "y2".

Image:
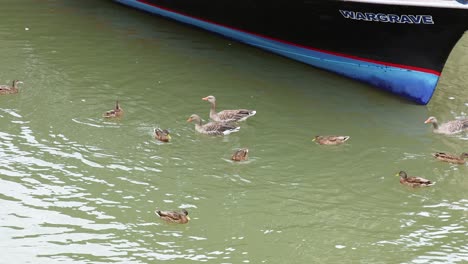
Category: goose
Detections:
[
  {"x1": 396, "y1": 171, "x2": 433, "y2": 188},
  {"x1": 154, "y1": 128, "x2": 171, "y2": 142},
  {"x1": 312, "y1": 135, "x2": 350, "y2": 145},
  {"x1": 103, "y1": 100, "x2": 123, "y2": 118},
  {"x1": 433, "y1": 152, "x2": 468, "y2": 164},
  {"x1": 187, "y1": 114, "x2": 240, "y2": 136},
  {"x1": 424, "y1": 116, "x2": 468, "y2": 134},
  {"x1": 202, "y1": 95, "x2": 256, "y2": 122},
  {"x1": 155, "y1": 209, "x2": 190, "y2": 224},
  {"x1": 231, "y1": 148, "x2": 249, "y2": 161},
  {"x1": 0, "y1": 80, "x2": 23, "y2": 95}
]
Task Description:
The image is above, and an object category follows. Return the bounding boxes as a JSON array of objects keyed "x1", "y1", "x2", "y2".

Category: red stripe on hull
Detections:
[{"x1": 137, "y1": 0, "x2": 441, "y2": 76}]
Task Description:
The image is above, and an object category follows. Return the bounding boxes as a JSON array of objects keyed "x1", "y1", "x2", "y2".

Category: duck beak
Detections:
[
  {"x1": 167, "y1": 135, "x2": 172, "y2": 139},
  {"x1": 395, "y1": 173, "x2": 399, "y2": 177},
  {"x1": 186, "y1": 216, "x2": 191, "y2": 221},
  {"x1": 312, "y1": 138, "x2": 316, "y2": 141},
  {"x1": 187, "y1": 117, "x2": 192, "y2": 122},
  {"x1": 202, "y1": 97, "x2": 208, "y2": 101},
  {"x1": 424, "y1": 118, "x2": 431, "y2": 124}
]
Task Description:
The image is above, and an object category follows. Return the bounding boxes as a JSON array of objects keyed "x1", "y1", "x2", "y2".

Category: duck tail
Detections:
[{"x1": 223, "y1": 126, "x2": 240, "y2": 135}]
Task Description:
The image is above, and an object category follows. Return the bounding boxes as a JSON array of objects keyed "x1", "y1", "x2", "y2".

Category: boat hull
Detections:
[{"x1": 114, "y1": 0, "x2": 468, "y2": 104}]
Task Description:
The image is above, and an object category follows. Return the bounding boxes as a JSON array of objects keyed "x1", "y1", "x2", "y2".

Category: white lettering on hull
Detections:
[{"x1": 339, "y1": 10, "x2": 434, "y2": 24}]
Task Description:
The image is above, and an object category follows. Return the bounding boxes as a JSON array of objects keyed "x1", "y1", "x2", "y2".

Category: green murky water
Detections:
[{"x1": 1, "y1": 1, "x2": 467, "y2": 263}]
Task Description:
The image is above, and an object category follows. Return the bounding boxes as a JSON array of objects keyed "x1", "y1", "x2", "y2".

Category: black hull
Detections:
[{"x1": 115, "y1": 0, "x2": 468, "y2": 104}]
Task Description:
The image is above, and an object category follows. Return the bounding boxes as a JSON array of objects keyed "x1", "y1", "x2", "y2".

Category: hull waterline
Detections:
[{"x1": 114, "y1": 0, "x2": 468, "y2": 104}]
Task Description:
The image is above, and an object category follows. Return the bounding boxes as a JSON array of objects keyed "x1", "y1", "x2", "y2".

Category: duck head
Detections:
[
  {"x1": 396, "y1": 171, "x2": 408, "y2": 179},
  {"x1": 202, "y1": 95, "x2": 216, "y2": 104},
  {"x1": 424, "y1": 116, "x2": 437, "y2": 124}
]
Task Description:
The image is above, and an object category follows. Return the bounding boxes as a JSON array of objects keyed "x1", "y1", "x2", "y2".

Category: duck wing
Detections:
[
  {"x1": 155, "y1": 128, "x2": 170, "y2": 141},
  {"x1": 232, "y1": 148, "x2": 249, "y2": 161},
  {"x1": 103, "y1": 109, "x2": 117, "y2": 117},
  {"x1": 218, "y1": 109, "x2": 256, "y2": 122},
  {"x1": 440, "y1": 119, "x2": 468, "y2": 133},
  {"x1": 327, "y1": 136, "x2": 350, "y2": 143},
  {"x1": 315, "y1": 135, "x2": 350, "y2": 145},
  {"x1": 433, "y1": 152, "x2": 465, "y2": 164},
  {"x1": 462, "y1": 119, "x2": 468, "y2": 129},
  {"x1": 406, "y1": 176, "x2": 432, "y2": 185},
  {"x1": 156, "y1": 210, "x2": 184, "y2": 221},
  {"x1": 201, "y1": 121, "x2": 240, "y2": 135},
  {"x1": 433, "y1": 152, "x2": 451, "y2": 158}
]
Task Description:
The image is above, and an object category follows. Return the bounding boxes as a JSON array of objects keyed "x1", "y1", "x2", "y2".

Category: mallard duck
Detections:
[
  {"x1": 187, "y1": 114, "x2": 240, "y2": 135},
  {"x1": 155, "y1": 209, "x2": 190, "y2": 224},
  {"x1": 433, "y1": 152, "x2": 468, "y2": 164},
  {"x1": 103, "y1": 100, "x2": 123, "y2": 118},
  {"x1": 231, "y1": 148, "x2": 249, "y2": 161},
  {"x1": 424, "y1": 116, "x2": 468, "y2": 134},
  {"x1": 396, "y1": 171, "x2": 433, "y2": 188},
  {"x1": 202, "y1": 95, "x2": 256, "y2": 122},
  {"x1": 312, "y1": 135, "x2": 350, "y2": 145},
  {"x1": 0, "y1": 80, "x2": 23, "y2": 95},
  {"x1": 154, "y1": 128, "x2": 171, "y2": 142}
]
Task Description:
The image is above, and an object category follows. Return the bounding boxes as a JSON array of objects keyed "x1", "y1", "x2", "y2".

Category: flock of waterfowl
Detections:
[
  {"x1": 105, "y1": 94, "x2": 255, "y2": 223},
  {"x1": 2, "y1": 82, "x2": 468, "y2": 224},
  {"x1": 397, "y1": 116, "x2": 468, "y2": 187}
]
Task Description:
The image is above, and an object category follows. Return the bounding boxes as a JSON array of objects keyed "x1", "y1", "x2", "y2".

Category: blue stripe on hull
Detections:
[{"x1": 116, "y1": 0, "x2": 439, "y2": 104}]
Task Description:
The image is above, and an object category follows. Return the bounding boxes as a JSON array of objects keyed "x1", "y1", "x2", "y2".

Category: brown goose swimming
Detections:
[
  {"x1": 154, "y1": 128, "x2": 171, "y2": 142},
  {"x1": 202, "y1": 95, "x2": 256, "y2": 122},
  {"x1": 396, "y1": 171, "x2": 434, "y2": 188},
  {"x1": 187, "y1": 114, "x2": 240, "y2": 135},
  {"x1": 0, "y1": 80, "x2": 23, "y2": 95},
  {"x1": 312, "y1": 135, "x2": 350, "y2": 145},
  {"x1": 424, "y1": 116, "x2": 468, "y2": 134},
  {"x1": 155, "y1": 209, "x2": 190, "y2": 224},
  {"x1": 103, "y1": 100, "x2": 123, "y2": 118},
  {"x1": 433, "y1": 152, "x2": 468, "y2": 165},
  {"x1": 231, "y1": 148, "x2": 249, "y2": 161}
]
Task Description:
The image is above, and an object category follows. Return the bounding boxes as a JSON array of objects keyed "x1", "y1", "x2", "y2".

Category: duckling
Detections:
[
  {"x1": 312, "y1": 135, "x2": 350, "y2": 145},
  {"x1": 231, "y1": 148, "x2": 249, "y2": 161},
  {"x1": 103, "y1": 100, "x2": 123, "y2": 118},
  {"x1": 154, "y1": 128, "x2": 171, "y2": 142},
  {"x1": 396, "y1": 171, "x2": 433, "y2": 188},
  {"x1": 155, "y1": 209, "x2": 190, "y2": 224},
  {"x1": 433, "y1": 152, "x2": 468, "y2": 165},
  {"x1": 0, "y1": 80, "x2": 23, "y2": 95}
]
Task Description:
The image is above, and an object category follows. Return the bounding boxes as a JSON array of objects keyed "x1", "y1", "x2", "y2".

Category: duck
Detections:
[
  {"x1": 312, "y1": 135, "x2": 350, "y2": 145},
  {"x1": 187, "y1": 114, "x2": 240, "y2": 136},
  {"x1": 424, "y1": 116, "x2": 468, "y2": 134},
  {"x1": 0, "y1": 80, "x2": 23, "y2": 95},
  {"x1": 231, "y1": 148, "x2": 249, "y2": 161},
  {"x1": 155, "y1": 209, "x2": 190, "y2": 224},
  {"x1": 202, "y1": 95, "x2": 256, "y2": 122},
  {"x1": 433, "y1": 152, "x2": 468, "y2": 164},
  {"x1": 154, "y1": 128, "x2": 171, "y2": 142},
  {"x1": 103, "y1": 100, "x2": 123, "y2": 118},
  {"x1": 396, "y1": 171, "x2": 433, "y2": 188}
]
